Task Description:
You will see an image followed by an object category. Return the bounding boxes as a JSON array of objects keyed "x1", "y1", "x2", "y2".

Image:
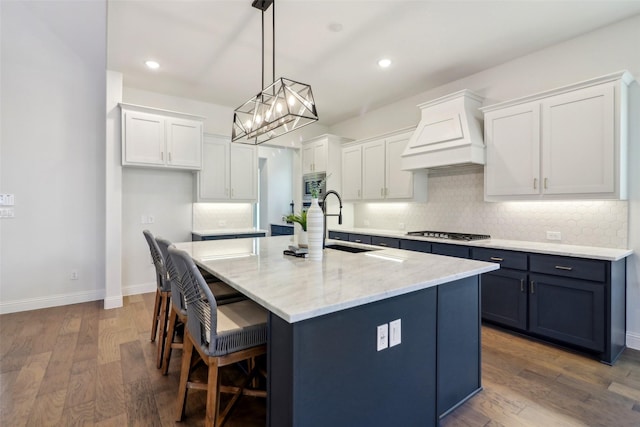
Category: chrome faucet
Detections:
[{"x1": 321, "y1": 190, "x2": 343, "y2": 249}]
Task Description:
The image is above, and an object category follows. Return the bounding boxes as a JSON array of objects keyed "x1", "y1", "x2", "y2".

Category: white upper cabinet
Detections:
[
  {"x1": 385, "y1": 133, "x2": 414, "y2": 199},
  {"x1": 362, "y1": 138, "x2": 386, "y2": 199},
  {"x1": 300, "y1": 135, "x2": 352, "y2": 194},
  {"x1": 197, "y1": 135, "x2": 257, "y2": 202},
  {"x1": 481, "y1": 71, "x2": 633, "y2": 201},
  {"x1": 302, "y1": 139, "x2": 327, "y2": 173},
  {"x1": 120, "y1": 104, "x2": 203, "y2": 170},
  {"x1": 342, "y1": 129, "x2": 427, "y2": 202},
  {"x1": 341, "y1": 145, "x2": 363, "y2": 200},
  {"x1": 484, "y1": 102, "x2": 541, "y2": 197}
]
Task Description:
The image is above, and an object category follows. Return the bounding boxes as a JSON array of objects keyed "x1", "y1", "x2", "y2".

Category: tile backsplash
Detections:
[
  {"x1": 354, "y1": 169, "x2": 628, "y2": 249},
  {"x1": 193, "y1": 203, "x2": 253, "y2": 230}
]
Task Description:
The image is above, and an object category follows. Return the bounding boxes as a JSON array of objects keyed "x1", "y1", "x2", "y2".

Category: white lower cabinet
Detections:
[
  {"x1": 120, "y1": 104, "x2": 203, "y2": 170},
  {"x1": 197, "y1": 135, "x2": 257, "y2": 202},
  {"x1": 342, "y1": 129, "x2": 426, "y2": 202},
  {"x1": 482, "y1": 71, "x2": 632, "y2": 201}
]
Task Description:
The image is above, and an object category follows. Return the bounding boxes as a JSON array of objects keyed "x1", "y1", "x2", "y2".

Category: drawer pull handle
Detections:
[
  {"x1": 555, "y1": 265, "x2": 573, "y2": 271},
  {"x1": 379, "y1": 242, "x2": 388, "y2": 247},
  {"x1": 354, "y1": 239, "x2": 362, "y2": 243},
  {"x1": 533, "y1": 178, "x2": 537, "y2": 190},
  {"x1": 530, "y1": 280, "x2": 535, "y2": 294},
  {"x1": 544, "y1": 177, "x2": 548, "y2": 189},
  {"x1": 490, "y1": 257, "x2": 504, "y2": 262},
  {"x1": 520, "y1": 279, "x2": 524, "y2": 293},
  {"x1": 335, "y1": 237, "x2": 342, "y2": 240}
]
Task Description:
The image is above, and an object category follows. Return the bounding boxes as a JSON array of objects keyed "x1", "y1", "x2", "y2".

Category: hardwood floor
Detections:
[{"x1": 2, "y1": 295, "x2": 640, "y2": 426}]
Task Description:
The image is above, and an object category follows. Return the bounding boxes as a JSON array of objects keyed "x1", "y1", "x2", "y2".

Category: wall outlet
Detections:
[
  {"x1": 398, "y1": 223, "x2": 405, "y2": 230},
  {"x1": 0, "y1": 208, "x2": 15, "y2": 218},
  {"x1": 147, "y1": 215, "x2": 154, "y2": 224},
  {"x1": 377, "y1": 324, "x2": 388, "y2": 351},
  {"x1": 546, "y1": 231, "x2": 562, "y2": 241},
  {"x1": 364, "y1": 220, "x2": 370, "y2": 227},
  {"x1": 389, "y1": 319, "x2": 401, "y2": 347},
  {"x1": 218, "y1": 219, "x2": 227, "y2": 227},
  {"x1": 0, "y1": 194, "x2": 15, "y2": 206},
  {"x1": 71, "y1": 270, "x2": 79, "y2": 280}
]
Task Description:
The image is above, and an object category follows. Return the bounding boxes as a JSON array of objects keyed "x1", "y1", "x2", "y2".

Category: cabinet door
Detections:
[
  {"x1": 484, "y1": 102, "x2": 540, "y2": 196},
  {"x1": 361, "y1": 139, "x2": 386, "y2": 200},
  {"x1": 230, "y1": 144, "x2": 257, "y2": 200},
  {"x1": 302, "y1": 144, "x2": 315, "y2": 173},
  {"x1": 198, "y1": 136, "x2": 229, "y2": 200},
  {"x1": 529, "y1": 273, "x2": 605, "y2": 352},
  {"x1": 481, "y1": 269, "x2": 528, "y2": 331},
  {"x1": 385, "y1": 134, "x2": 413, "y2": 199},
  {"x1": 313, "y1": 140, "x2": 328, "y2": 172},
  {"x1": 123, "y1": 111, "x2": 165, "y2": 165},
  {"x1": 166, "y1": 118, "x2": 202, "y2": 169},
  {"x1": 342, "y1": 146, "x2": 362, "y2": 200},
  {"x1": 432, "y1": 243, "x2": 469, "y2": 259},
  {"x1": 541, "y1": 83, "x2": 615, "y2": 195}
]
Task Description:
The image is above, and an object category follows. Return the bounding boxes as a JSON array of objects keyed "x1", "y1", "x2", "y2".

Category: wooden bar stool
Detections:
[
  {"x1": 142, "y1": 229, "x2": 172, "y2": 369},
  {"x1": 156, "y1": 237, "x2": 246, "y2": 375},
  {"x1": 169, "y1": 247, "x2": 267, "y2": 427}
]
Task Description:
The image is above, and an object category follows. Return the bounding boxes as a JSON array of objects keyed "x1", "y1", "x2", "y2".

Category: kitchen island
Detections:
[{"x1": 175, "y1": 236, "x2": 498, "y2": 426}]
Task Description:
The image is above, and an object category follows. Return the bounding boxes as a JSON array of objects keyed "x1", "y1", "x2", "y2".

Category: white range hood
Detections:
[{"x1": 401, "y1": 90, "x2": 485, "y2": 170}]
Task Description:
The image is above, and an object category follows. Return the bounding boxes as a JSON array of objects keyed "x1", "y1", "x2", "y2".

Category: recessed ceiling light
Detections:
[
  {"x1": 145, "y1": 60, "x2": 160, "y2": 70},
  {"x1": 378, "y1": 58, "x2": 392, "y2": 69}
]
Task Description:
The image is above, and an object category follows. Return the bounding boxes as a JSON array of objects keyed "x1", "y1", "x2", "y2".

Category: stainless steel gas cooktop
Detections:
[{"x1": 406, "y1": 230, "x2": 491, "y2": 241}]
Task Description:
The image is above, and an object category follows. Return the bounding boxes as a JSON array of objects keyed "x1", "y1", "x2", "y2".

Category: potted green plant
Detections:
[{"x1": 285, "y1": 210, "x2": 308, "y2": 247}]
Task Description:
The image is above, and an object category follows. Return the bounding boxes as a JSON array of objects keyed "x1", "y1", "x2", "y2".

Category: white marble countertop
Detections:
[
  {"x1": 174, "y1": 236, "x2": 498, "y2": 323},
  {"x1": 192, "y1": 228, "x2": 268, "y2": 237},
  {"x1": 330, "y1": 228, "x2": 632, "y2": 261}
]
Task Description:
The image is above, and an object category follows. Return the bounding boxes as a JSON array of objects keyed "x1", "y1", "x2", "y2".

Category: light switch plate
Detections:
[
  {"x1": 377, "y1": 324, "x2": 388, "y2": 351},
  {"x1": 389, "y1": 319, "x2": 401, "y2": 347}
]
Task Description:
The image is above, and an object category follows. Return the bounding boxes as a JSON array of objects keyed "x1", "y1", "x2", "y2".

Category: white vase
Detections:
[
  {"x1": 306, "y1": 198, "x2": 324, "y2": 261},
  {"x1": 298, "y1": 229, "x2": 308, "y2": 248}
]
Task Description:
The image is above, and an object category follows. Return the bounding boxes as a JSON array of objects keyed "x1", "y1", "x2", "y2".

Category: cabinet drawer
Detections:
[
  {"x1": 530, "y1": 254, "x2": 606, "y2": 282},
  {"x1": 328, "y1": 231, "x2": 349, "y2": 241},
  {"x1": 432, "y1": 243, "x2": 470, "y2": 259},
  {"x1": 371, "y1": 236, "x2": 400, "y2": 248},
  {"x1": 400, "y1": 239, "x2": 432, "y2": 253},
  {"x1": 349, "y1": 234, "x2": 372, "y2": 244},
  {"x1": 472, "y1": 248, "x2": 528, "y2": 270}
]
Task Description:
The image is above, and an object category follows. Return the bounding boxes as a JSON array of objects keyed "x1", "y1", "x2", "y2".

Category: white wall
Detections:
[
  {"x1": 121, "y1": 168, "x2": 194, "y2": 295},
  {"x1": 0, "y1": 1, "x2": 107, "y2": 313},
  {"x1": 329, "y1": 14, "x2": 640, "y2": 349}
]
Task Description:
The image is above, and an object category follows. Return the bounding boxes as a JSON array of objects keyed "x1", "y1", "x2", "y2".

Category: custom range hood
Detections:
[{"x1": 401, "y1": 90, "x2": 485, "y2": 170}]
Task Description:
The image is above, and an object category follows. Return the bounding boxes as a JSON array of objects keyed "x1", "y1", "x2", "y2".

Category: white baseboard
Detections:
[
  {"x1": 122, "y1": 281, "x2": 156, "y2": 297},
  {"x1": 0, "y1": 289, "x2": 105, "y2": 315},
  {"x1": 626, "y1": 332, "x2": 640, "y2": 351}
]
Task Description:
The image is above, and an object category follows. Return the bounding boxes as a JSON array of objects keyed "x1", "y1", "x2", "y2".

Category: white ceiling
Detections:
[{"x1": 107, "y1": 1, "x2": 640, "y2": 126}]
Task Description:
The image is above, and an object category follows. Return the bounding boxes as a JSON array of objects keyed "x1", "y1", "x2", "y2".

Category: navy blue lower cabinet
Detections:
[
  {"x1": 400, "y1": 239, "x2": 432, "y2": 253},
  {"x1": 529, "y1": 273, "x2": 605, "y2": 352},
  {"x1": 480, "y1": 269, "x2": 528, "y2": 331},
  {"x1": 432, "y1": 242, "x2": 470, "y2": 259},
  {"x1": 327, "y1": 230, "x2": 348, "y2": 241},
  {"x1": 348, "y1": 233, "x2": 371, "y2": 244},
  {"x1": 271, "y1": 224, "x2": 294, "y2": 236},
  {"x1": 371, "y1": 236, "x2": 400, "y2": 248}
]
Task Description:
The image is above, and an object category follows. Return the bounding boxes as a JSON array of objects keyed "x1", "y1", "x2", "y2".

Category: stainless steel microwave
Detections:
[{"x1": 302, "y1": 172, "x2": 326, "y2": 202}]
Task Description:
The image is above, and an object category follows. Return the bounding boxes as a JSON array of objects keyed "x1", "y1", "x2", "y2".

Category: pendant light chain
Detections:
[{"x1": 232, "y1": 0, "x2": 318, "y2": 144}]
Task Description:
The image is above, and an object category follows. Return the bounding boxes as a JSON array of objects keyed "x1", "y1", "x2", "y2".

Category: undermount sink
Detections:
[{"x1": 324, "y1": 244, "x2": 377, "y2": 253}]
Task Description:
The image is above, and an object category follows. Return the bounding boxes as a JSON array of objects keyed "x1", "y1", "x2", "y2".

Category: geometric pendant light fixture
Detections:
[{"x1": 232, "y1": 0, "x2": 318, "y2": 144}]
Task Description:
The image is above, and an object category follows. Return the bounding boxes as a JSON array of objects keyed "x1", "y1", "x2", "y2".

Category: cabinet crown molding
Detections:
[
  {"x1": 119, "y1": 102, "x2": 205, "y2": 121},
  {"x1": 480, "y1": 70, "x2": 634, "y2": 113}
]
